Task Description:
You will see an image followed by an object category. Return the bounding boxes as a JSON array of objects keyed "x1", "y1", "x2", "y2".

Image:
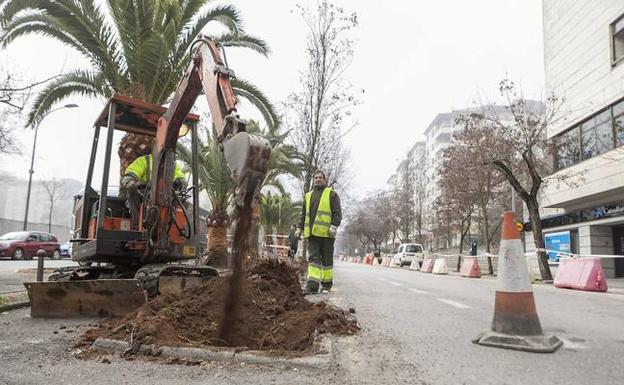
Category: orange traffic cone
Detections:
[{"x1": 473, "y1": 212, "x2": 562, "y2": 353}]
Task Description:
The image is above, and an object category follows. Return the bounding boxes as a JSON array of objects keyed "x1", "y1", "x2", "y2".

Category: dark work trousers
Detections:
[{"x1": 306, "y1": 236, "x2": 335, "y2": 292}]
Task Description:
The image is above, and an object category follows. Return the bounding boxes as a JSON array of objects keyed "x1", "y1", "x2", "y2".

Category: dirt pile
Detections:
[{"x1": 81, "y1": 259, "x2": 358, "y2": 353}]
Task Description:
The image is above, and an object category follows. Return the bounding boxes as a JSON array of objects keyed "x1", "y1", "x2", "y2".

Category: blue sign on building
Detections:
[{"x1": 544, "y1": 231, "x2": 571, "y2": 261}]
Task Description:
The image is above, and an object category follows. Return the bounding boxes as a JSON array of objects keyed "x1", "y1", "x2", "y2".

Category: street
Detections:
[{"x1": 1, "y1": 261, "x2": 623, "y2": 384}]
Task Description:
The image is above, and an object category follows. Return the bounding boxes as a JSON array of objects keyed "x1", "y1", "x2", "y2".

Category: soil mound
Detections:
[{"x1": 81, "y1": 259, "x2": 358, "y2": 353}]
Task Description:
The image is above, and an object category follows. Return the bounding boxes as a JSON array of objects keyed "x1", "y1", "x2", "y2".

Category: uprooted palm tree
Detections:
[
  {"x1": 0, "y1": 0, "x2": 278, "y2": 180},
  {"x1": 177, "y1": 119, "x2": 304, "y2": 265}
]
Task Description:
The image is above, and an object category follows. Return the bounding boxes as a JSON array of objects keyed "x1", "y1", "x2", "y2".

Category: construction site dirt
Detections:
[{"x1": 79, "y1": 259, "x2": 359, "y2": 357}]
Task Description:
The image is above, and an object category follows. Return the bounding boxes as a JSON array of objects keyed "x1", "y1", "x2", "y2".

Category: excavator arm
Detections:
[{"x1": 148, "y1": 35, "x2": 271, "y2": 260}]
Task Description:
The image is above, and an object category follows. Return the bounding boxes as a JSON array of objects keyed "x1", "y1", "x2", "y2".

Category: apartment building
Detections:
[{"x1": 533, "y1": 1, "x2": 624, "y2": 277}]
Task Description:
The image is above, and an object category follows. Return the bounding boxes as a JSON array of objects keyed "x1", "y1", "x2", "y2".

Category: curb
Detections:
[
  {"x1": 0, "y1": 300, "x2": 30, "y2": 312},
  {"x1": 0, "y1": 291, "x2": 30, "y2": 312},
  {"x1": 93, "y1": 337, "x2": 333, "y2": 370}
]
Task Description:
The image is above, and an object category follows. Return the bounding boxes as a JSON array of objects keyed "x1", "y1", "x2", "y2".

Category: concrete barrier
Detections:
[
  {"x1": 460, "y1": 257, "x2": 481, "y2": 278},
  {"x1": 409, "y1": 259, "x2": 420, "y2": 271},
  {"x1": 554, "y1": 257, "x2": 608, "y2": 292},
  {"x1": 432, "y1": 258, "x2": 448, "y2": 275},
  {"x1": 421, "y1": 258, "x2": 434, "y2": 273}
]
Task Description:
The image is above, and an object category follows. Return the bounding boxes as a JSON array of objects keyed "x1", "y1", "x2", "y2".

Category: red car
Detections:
[{"x1": 0, "y1": 231, "x2": 61, "y2": 260}]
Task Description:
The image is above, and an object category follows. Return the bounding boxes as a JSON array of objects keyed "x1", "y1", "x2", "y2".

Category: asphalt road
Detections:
[
  {"x1": 1, "y1": 261, "x2": 623, "y2": 384},
  {"x1": 329, "y1": 261, "x2": 624, "y2": 385}
]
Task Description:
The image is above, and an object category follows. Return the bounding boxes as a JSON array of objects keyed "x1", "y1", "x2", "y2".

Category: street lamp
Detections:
[{"x1": 22, "y1": 103, "x2": 79, "y2": 231}]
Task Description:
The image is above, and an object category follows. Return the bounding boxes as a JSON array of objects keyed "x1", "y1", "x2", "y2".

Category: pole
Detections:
[
  {"x1": 511, "y1": 184, "x2": 516, "y2": 213},
  {"x1": 22, "y1": 104, "x2": 78, "y2": 231},
  {"x1": 22, "y1": 121, "x2": 41, "y2": 230}
]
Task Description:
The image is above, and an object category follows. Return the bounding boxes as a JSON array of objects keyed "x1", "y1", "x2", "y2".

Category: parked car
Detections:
[
  {"x1": 59, "y1": 242, "x2": 72, "y2": 258},
  {"x1": 0, "y1": 231, "x2": 61, "y2": 260},
  {"x1": 393, "y1": 243, "x2": 424, "y2": 267}
]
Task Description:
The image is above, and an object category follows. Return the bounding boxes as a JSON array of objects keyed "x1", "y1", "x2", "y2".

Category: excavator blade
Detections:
[
  {"x1": 222, "y1": 132, "x2": 271, "y2": 206},
  {"x1": 24, "y1": 280, "x2": 147, "y2": 318}
]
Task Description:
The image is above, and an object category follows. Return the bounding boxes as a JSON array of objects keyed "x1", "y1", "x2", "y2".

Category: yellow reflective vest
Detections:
[
  {"x1": 304, "y1": 187, "x2": 333, "y2": 238},
  {"x1": 125, "y1": 154, "x2": 185, "y2": 183}
]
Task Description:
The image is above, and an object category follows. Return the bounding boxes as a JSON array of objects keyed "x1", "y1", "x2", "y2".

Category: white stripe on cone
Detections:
[{"x1": 497, "y1": 238, "x2": 532, "y2": 293}]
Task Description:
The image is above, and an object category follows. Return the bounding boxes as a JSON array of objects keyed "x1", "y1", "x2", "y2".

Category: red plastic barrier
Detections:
[
  {"x1": 420, "y1": 258, "x2": 434, "y2": 273},
  {"x1": 554, "y1": 257, "x2": 608, "y2": 292},
  {"x1": 460, "y1": 257, "x2": 481, "y2": 278}
]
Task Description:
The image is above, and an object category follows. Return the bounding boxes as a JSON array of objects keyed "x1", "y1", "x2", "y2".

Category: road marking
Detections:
[
  {"x1": 437, "y1": 298, "x2": 471, "y2": 309},
  {"x1": 377, "y1": 277, "x2": 387, "y2": 281},
  {"x1": 409, "y1": 288, "x2": 429, "y2": 294},
  {"x1": 559, "y1": 337, "x2": 589, "y2": 350},
  {"x1": 389, "y1": 281, "x2": 402, "y2": 287}
]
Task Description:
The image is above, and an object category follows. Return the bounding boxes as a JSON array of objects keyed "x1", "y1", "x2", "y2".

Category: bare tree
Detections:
[
  {"x1": 388, "y1": 159, "x2": 415, "y2": 243},
  {"x1": 42, "y1": 178, "x2": 65, "y2": 233},
  {"x1": 457, "y1": 79, "x2": 565, "y2": 280},
  {"x1": 345, "y1": 192, "x2": 394, "y2": 254},
  {"x1": 284, "y1": 1, "x2": 360, "y2": 194},
  {"x1": 411, "y1": 149, "x2": 428, "y2": 245},
  {"x1": 0, "y1": 70, "x2": 57, "y2": 154},
  {"x1": 440, "y1": 125, "x2": 514, "y2": 273}
]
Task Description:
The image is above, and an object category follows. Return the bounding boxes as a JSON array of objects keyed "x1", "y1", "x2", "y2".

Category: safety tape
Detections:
[{"x1": 527, "y1": 248, "x2": 624, "y2": 259}]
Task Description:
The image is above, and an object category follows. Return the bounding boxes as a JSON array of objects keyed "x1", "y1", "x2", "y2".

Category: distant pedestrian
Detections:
[
  {"x1": 470, "y1": 241, "x2": 478, "y2": 256},
  {"x1": 297, "y1": 170, "x2": 342, "y2": 294},
  {"x1": 287, "y1": 224, "x2": 299, "y2": 262}
]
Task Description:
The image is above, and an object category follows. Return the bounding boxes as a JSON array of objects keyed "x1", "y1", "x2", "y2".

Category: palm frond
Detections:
[
  {"x1": 232, "y1": 77, "x2": 280, "y2": 129},
  {"x1": 215, "y1": 32, "x2": 270, "y2": 56},
  {"x1": 27, "y1": 69, "x2": 109, "y2": 126}
]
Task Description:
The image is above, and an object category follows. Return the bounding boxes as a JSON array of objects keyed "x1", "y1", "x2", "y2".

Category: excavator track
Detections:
[{"x1": 134, "y1": 264, "x2": 219, "y2": 297}]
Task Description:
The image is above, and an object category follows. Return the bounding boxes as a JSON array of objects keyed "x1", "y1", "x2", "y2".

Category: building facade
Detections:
[{"x1": 534, "y1": 0, "x2": 624, "y2": 277}]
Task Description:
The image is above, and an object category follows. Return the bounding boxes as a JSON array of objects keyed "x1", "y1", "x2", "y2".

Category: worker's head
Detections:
[{"x1": 313, "y1": 170, "x2": 327, "y2": 188}]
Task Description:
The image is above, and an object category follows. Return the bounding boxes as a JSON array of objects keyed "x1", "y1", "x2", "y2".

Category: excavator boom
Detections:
[{"x1": 148, "y1": 35, "x2": 271, "y2": 261}]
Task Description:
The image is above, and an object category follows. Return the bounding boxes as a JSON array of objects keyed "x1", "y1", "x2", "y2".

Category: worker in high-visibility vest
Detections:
[
  {"x1": 297, "y1": 170, "x2": 342, "y2": 294},
  {"x1": 122, "y1": 145, "x2": 187, "y2": 229}
]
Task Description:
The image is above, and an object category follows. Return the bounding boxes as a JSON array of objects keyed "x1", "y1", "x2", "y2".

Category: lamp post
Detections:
[{"x1": 22, "y1": 103, "x2": 79, "y2": 231}]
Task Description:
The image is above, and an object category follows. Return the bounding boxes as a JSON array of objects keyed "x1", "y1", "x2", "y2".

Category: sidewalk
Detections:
[{"x1": 0, "y1": 268, "x2": 53, "y2": 312}]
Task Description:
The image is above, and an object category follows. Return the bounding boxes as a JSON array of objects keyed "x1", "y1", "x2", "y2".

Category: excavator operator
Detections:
[{"x1": 122, "y1": 142, "x2": 187, "y2": 229}]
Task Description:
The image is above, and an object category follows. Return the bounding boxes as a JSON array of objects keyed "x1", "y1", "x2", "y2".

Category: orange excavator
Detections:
[{"x1": 25, "y1": 35, "x2": 270, "y2": 318}]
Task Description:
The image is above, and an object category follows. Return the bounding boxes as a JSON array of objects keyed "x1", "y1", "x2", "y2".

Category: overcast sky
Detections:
[{"x1": 0, "y1": 0, "x2": 545, "y2": 197}]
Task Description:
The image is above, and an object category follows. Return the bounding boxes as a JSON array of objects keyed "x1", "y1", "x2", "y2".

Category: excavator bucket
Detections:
[
  {"x1": 222, "y1": 132, "x2": 271, "y2": 205},
  {"x1": 24, "y1": 280, "x2": 147, "y2": 318}
]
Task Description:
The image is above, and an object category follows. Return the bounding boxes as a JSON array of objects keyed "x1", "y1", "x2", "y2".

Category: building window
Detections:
[
  {"x1": 555, "y1": 127, "x2": 580, "y2": 169},
  {"x1": 614, "y1": 99, "x2": 624, "y2": 146},
  {"x1": 554, "y1": 98, "x2": 624, "y2": 170},
  {"x1": 612, "y1": 14, "x2": 624, "y2": 65}
]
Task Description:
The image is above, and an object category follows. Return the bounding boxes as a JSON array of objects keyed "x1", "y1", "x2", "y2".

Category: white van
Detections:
[{"x1": 393, "y1": 243, "x2": 424, "y2": 267}]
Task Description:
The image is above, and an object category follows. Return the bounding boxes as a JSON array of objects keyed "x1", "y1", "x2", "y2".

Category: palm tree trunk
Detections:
[{"x1": 204, "y1": 225, "x2": 228, "y2": 268}]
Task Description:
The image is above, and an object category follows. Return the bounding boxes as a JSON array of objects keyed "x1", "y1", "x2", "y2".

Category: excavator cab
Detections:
[{"x1": 71, "y1": 94, "x2": 202, "y2": 265}]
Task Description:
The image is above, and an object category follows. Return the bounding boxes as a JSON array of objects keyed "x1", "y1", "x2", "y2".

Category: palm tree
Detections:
[
  {"x1": 259, "y1": 193, "x2": 301, "y2": 235},
  {"x1": 176, "y1": 118, "x2": 304, "y2": 264},
  {"x1": 0, "y1": 0, "x2": 278, "y2": 180}
]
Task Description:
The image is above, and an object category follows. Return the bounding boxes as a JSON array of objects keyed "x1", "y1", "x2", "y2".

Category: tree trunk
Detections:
[
  {"x1": 48, "y1": 202, "x2": 53, "y2": 233},
  {"x1": 481, "y1": 204, "x2": 494, "y2": 275},
  {"x1": 204, "y1": 225, "x2": 228, "y2": 268},
  {"x1": 527, "y1": 197, "x2": 553, "y2": 281}
]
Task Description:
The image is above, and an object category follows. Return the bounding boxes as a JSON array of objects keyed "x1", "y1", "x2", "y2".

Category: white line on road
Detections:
[
  {"x1": 558, "y1": 337, "x2": 589, "y2": 350},
  {"x1": 389, "y1": 281, "x2": 403, "y2": 287},
  {"x1": 377, "y1": 277, "x2": 387, "y2": 281},
  {"x1": 437, "y1": 298, "x2": 471, "y2": 309},
  {"x1": 409, "y1": 288, "x2": 429, "y2": 295}
]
